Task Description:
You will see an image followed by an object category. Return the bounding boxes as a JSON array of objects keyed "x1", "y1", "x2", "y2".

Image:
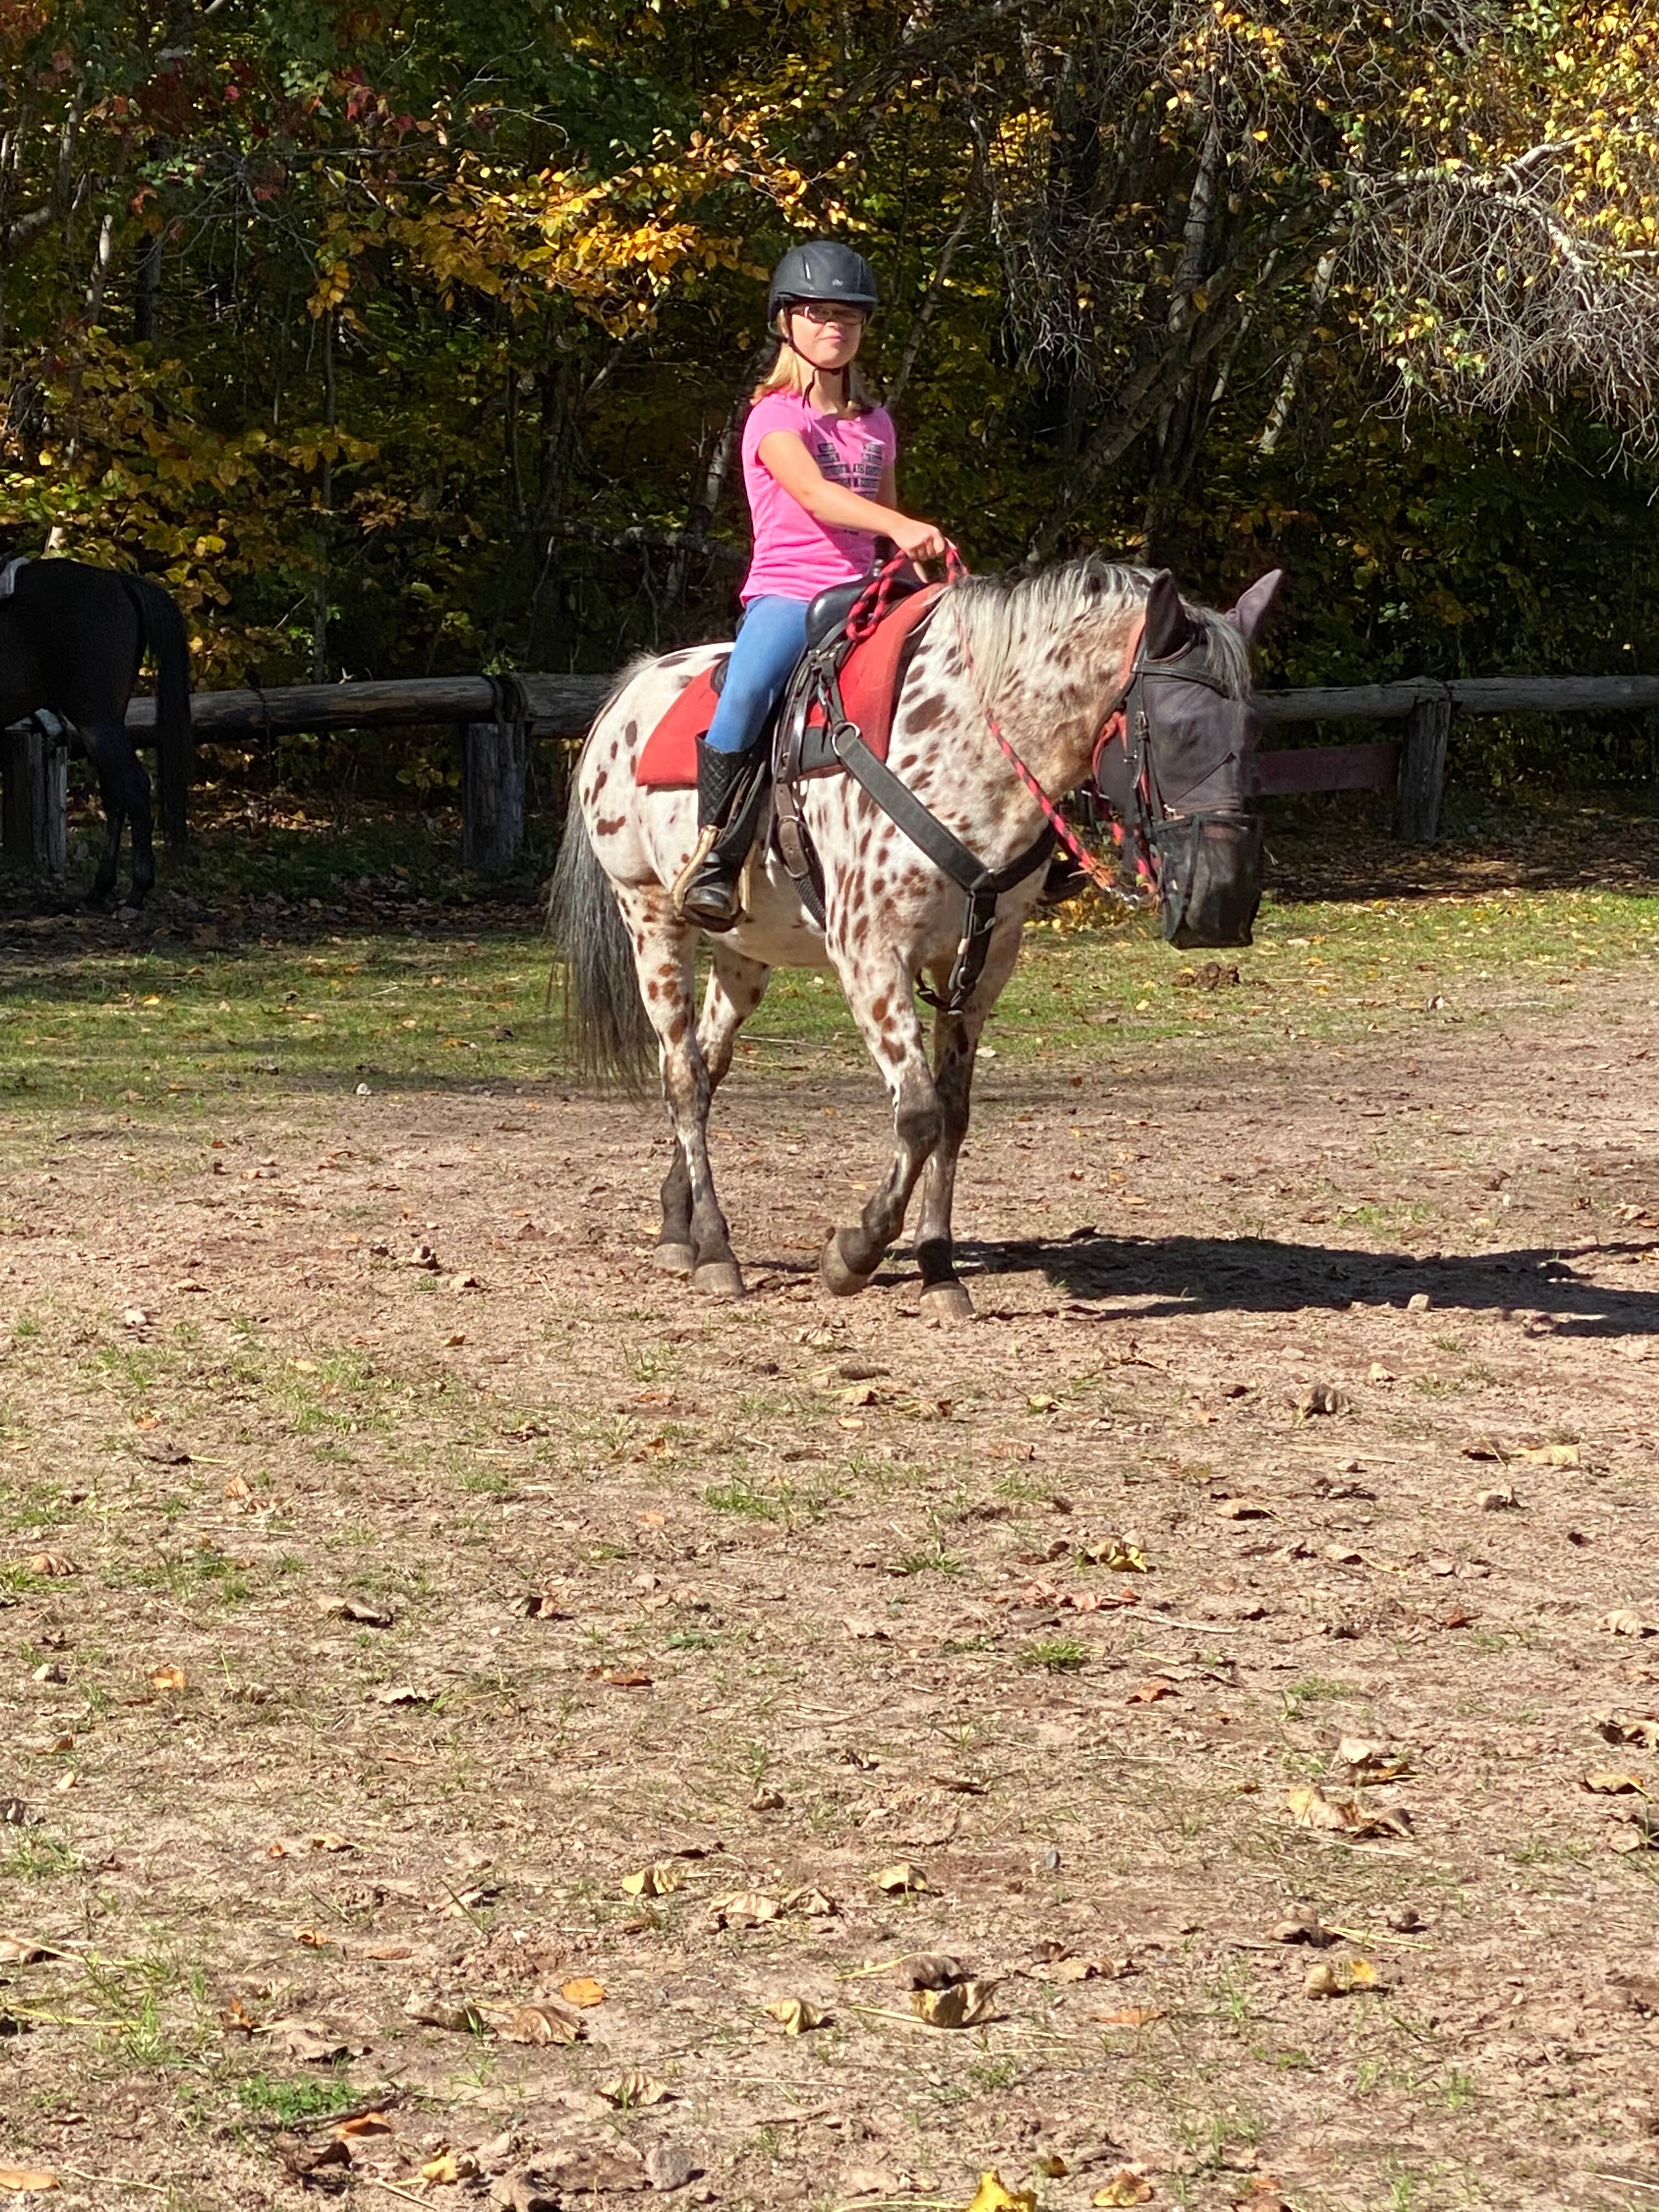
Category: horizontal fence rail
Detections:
[{"x1": 5, "y1": 665, "x2": 1657, "y2": 879}]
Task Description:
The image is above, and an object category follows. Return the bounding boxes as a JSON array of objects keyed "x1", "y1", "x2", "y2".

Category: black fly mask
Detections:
[{"x1": 1090, "y1": 568, "x2": 1279, "y2": 950}]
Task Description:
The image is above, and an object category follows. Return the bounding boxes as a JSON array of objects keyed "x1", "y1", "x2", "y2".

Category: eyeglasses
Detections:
[{"x1": 792, "y1": 301, "x2": 870, "y2": 328}]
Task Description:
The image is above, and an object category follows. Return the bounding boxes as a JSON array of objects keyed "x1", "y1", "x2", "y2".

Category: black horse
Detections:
[{"x1": 0, "y1": 557, "x2": 192, "y2": 907}]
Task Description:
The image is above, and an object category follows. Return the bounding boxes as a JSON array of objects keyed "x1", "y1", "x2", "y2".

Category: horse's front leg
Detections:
[
  {"x1": 912, "y1": 920, "x2": 1025, "y2": 1324},
  {"x1": 656, "y1": 945, "x2": 770, "y2": 1277},
  {"x1": 820, "y1": 959, "x2": 941, "y2": 1297},
  {"x1": 617, "y1": 888, "x2": 745, "y2": 1300}
]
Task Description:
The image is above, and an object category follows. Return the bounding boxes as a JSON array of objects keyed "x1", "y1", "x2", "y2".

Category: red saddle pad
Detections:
[{"x1": 635, "y1": 584, "x2": 944, "y2": 788}]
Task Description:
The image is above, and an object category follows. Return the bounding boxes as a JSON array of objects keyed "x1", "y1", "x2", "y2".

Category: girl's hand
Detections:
[{"x1": 889, "y1": 515, "x2": 949, "y2": 562}]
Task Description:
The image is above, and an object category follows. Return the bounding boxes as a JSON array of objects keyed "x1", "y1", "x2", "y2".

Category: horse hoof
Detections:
[
  {"x1": 820, "y1": 1231, "x2": 875, "y2": 1299},
  {"x1": 653, "y1": 1241, "x2": 695, "y2": 1276},
  {"x1": 692, "y1": 1258, "x2": 745, "y2": 1300},
  {"x1": 920, "y1": 1279, "x2": 974, "y2": 1324}
]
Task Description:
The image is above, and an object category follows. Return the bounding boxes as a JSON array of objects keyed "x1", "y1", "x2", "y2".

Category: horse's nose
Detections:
[{"x1": 1158, "y1": 812, "x2": 1265, "y2": 949}]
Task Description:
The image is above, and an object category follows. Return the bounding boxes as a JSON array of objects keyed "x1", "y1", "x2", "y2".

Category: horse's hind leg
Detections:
[
  {"x1": 657, "y1": 946, "x2": 770, "y2": 1276},
  {"x1": 82, "y1": 725, "x2": 154, "y2": 908},
  {"x1": 619, "y1": 888, "x2": 745, "y2": 1300}
]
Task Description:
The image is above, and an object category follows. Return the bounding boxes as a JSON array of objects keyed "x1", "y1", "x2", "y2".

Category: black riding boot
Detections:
[{"x1": 674, "y1": 737, "x2": 756, "y2": 932}]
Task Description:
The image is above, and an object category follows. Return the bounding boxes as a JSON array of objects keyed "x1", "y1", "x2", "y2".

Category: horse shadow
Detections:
[{"x1": 943, "y1": 1228, "x2": 1659, "y2": 1339}]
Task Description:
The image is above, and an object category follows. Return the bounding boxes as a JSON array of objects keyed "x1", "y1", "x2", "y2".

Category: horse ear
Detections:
[
  {"x1": 1142, "y1": 569, "x2": 1194, "y2": 659},
  {"x1": 1224, "y1": 568, "x2": 1284, "y2": 642}
]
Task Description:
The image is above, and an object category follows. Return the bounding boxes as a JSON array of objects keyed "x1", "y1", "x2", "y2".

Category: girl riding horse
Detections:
[{"x1": 675, "y1": 241, "x2": 947, "y2": 929}]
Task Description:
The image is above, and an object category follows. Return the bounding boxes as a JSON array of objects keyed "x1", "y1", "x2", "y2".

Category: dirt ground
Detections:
[{"x1": 2, "y1": 849, "x2": 1658, "y2": 2212}]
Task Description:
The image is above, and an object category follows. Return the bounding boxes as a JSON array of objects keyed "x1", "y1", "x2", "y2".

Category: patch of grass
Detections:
[
  {"x1": 1018, "y1": 1637, "x2": 1087, "y2": 1673},
  {"x1": 893, "y1": 1537, "x2": 963, "y2": 1577},
  {"x1": 3, "y1": 1829, "x2": 82, "y2": 1882},
  {"x1": 704, "y1": 1476, "x2": 782, "y2": 1520},
  {"x1": 233, "y1": 2072, "x2": 359, "y2": 2124}
]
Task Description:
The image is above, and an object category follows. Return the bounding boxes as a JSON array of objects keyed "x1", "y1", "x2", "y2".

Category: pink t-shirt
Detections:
[{"x1": 739, "y1": 391, "x2": 897, "y2": 603}]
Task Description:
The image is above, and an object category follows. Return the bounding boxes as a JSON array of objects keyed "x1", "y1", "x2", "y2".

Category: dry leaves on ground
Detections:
[
  {"x1": 1284, "y1": 1785, "x2": 1412, "y2": 1839},
  {"x1": 499, "y1": 1997, "x2": 585, "y2": 2045},
  {"x1": 620, "y1": 1862, "x2": 682, "y2": 1898},
  {"x1": 874, "y1": 1860, "x2": 933, "y2": 1893},
  {"x1": 1303, "y1": 1957, "x2": 1381, "y2": 1999},
  {"x1": 963, "y1": 2174, "x2": 1037, "y2": 2212},
  {"x1": 911, "y1": 1979, "x2": 1001, "y2": 2028},
  {"x1": 763, "y1": 1997, "x2": 827, "y2": 2035},
  {"x1": 1094, "y1": 2166, "x2": 1155, "y2": 2205}
]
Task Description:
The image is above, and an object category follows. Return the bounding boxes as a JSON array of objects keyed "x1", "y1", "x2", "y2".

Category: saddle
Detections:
[{"x1": 634, "y1": 578, "x2": 940, "y2": 789}]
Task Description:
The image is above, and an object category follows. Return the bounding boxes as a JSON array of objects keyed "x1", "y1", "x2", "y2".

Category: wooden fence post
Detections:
[
  {"x1": 1393, "y1": 686, "x2": 1451, "y2": 843},
  {"x1": 460, "y1": 678, "x2": 528, "y2": 874},
  {"x1": 1, "y1": 719, "x2": 68, "y2": 877}
]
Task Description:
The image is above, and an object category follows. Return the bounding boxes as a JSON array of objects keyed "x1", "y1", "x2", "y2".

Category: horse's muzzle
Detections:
[{"x1": 1153, "y1": 811, "x2": 1265, "y2": 949}]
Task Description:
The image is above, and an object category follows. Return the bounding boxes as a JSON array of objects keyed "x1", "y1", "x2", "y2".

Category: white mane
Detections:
[{"x1": 946, "y1": 554, "x2": 1253, "y2": 702}]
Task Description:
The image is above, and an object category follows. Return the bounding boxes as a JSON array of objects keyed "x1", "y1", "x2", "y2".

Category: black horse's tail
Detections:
[
  {"x1": 545, "y1": 745, "x2": 654, "y2": 1089},
  {"x1": 124, "y1": 576, "x2": 192, "y2": 853}
]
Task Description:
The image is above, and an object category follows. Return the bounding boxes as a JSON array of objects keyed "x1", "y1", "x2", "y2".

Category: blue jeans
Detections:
[{"x1": 705, "y1": 594, "x2": 809, "y2": 754}]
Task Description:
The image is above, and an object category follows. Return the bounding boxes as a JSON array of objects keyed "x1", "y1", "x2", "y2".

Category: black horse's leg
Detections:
[{"x1": 80, "y1": 724, "x2": 153, "y2": 907}]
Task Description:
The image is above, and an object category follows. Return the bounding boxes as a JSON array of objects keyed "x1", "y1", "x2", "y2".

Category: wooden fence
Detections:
[{"x1": 5, "y1": 667, "x2": 1659, "y2": 879}]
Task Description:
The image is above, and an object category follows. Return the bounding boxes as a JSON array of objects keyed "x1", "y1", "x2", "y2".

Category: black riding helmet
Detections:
[{"x1": 768, "y1": 240, "x2": 879, "y2": 324}]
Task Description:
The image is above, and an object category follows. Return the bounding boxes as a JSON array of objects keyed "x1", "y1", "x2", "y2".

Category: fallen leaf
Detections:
[
  {"x1": 318, "y1": 1594, "x2": 394, "y2": 1627},
  {"x1": 335, "y1": 2114, "x2": 393, "y2": 2140},
  {"x1": 293, "y1": 1927, "x2": 330, "y2": 1948},
  {"x1": 370, "y1": 1683, "x2": 436, "y2": 1706},
  {"x1": 261, "y1": 2016, "x2": 368, "y2": 2063},
  {"x1": 148, "y1": 1664, "x2": 188, "y2": 1693},
  {"x1": 402, "y1": 1989, "x2": 486, "y2": 2034},
  {"x1": 902, "y1": 1953, "x2": 970, "y2": 1989},
  {"x1": 911, "y1": 1978, "x2": 1001, "y2": 2028},
  {"x1": 1583, "y1": 1771, "x2": 1648, "y2": 1796},
  {"x1": 707, "y1": 1890, "x2": 780, "y2": 1930},
  {"x1": 223, "y1": 1474, "x2": 253, "y2": 1500},
  {"x1": 1093, "y1": 2168, "x2": 1155, "y2": 2207},
  {"x1": 1295, "y1": 1383, "x2": 1348, "y2": 1418},
  {"x1": 1214, "y1": 1498, "x2": 1274, "y2": 1520},
  {"x1": 1601, "y1": 1610, "x2": 1654, "y2": 1637},
  {"x1": 782, "y1": 1886, "x2": 838, "y2": 1916},
  {"x1": 23, "y1": 1554, "x2": 80, "y2": 1579},
  {"x1": 1479, "y1": 1485, "x2": 1519, "y2": 1512},
  {"x1": 599, "y1": 2071, "x2": 672, "y2": 2107},
  {"x1": 1517, "y1": 1441, "x2": 1581, "y2": 1467},
  {"x1": 560, "y1": 1975, "x2": 606, "y2": 2007},
  {"x1": 1084, "y1": 1539, "x2": 1149, "y2": 1572},
  {"x1": 0, "y1": 2175, "x2": 59, "y2": 2197},
  {"x1": 1597, "y1": 1714, "x2": 1659, "y2": 1752},
  {"x1": 963, "y1": 2171, "x2": 1037, "y2": 2212},
  {"x1": 874, "y1": 1860, "x2": 933, "y2": 1894},
  {"x1": 748, "y1": 1786, "x2": 785, "y2": 1812},
  {"x1": 1268, "y1": 1909, "x2": 1329, "y2": 1946},
  {"x1": 764, "y1": 1996, "x2": 826, "y2": 2035},
  {"x1": 1368, "y1": 1362, "x2": 1396, "y2": 1384},
  {"x1": 1092, "y1": 2005, "x2": 1163, "y2": 2027},
  {"x1": 1127, "y1": 1678, "x2": 1177, "y2": 1704},
  {"x1": 1284, "y1": 1785, "x2": 1411, "y2": 1840},
  {"x1": 1303, "y1": 1956, "x2": 1381, "y2": 1998},
  {"x1": 594, "y1": 1666, "x2": 653, "y2": 1689},
  {"x1": 1048, "y1": 1953, "x2": 1129, "y2": 1982},
  {"x1": 1336, "y1": 1736, "x2": 1410, "y2": 1781},
  {"x1": 620, "y1": 1862, "x2": 682, "y2": 1898},
  {"x1": 0, "y1": 1936, "x2": 46, "y2": 1966},
  {"x1": 843, "y1": 1616, "x2": 891, "y2": 1641},
  {"x1": 929, "y1": 1773, "x2": 989, "y2": 1795},
  {"x1": 421, "y1": 2148, "x2": 481, "y2": 2185},
  {"x1": 500, "y1": 1999, "x2": 584, "y2": 2045},
  {"x1": 307, "y1": 1832, "x2": 356, "y2": 1854}
]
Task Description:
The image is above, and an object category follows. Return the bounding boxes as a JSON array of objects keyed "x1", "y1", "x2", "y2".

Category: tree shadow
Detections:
[{"x1": 946, "y1": 1228, "x2": 1659, "y2": 1339}]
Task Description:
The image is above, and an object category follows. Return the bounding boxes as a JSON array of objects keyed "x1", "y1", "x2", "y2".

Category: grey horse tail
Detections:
[
  {"x1": 546, "y1": 748, "x2": 654, "y2": 1088},
  {"x1": 123, "y1": 576, "x2": 193, "y2": 853}
]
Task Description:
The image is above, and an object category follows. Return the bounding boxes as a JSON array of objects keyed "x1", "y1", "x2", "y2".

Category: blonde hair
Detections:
[{"x1": 752, "y1": 310, "x2": 878, "y2": 412}]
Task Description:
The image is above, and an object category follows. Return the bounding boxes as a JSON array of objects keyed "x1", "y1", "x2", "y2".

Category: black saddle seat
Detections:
[{"x1": 803, "y1": 572, "x2": 923, "y2": 653}]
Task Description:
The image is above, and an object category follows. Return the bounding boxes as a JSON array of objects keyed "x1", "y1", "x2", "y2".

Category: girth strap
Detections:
[{"x1": 831, "y1": 725, "x2": 1055, "y2": 1014}]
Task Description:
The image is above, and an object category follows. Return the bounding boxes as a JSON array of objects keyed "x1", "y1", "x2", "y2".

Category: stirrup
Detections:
[{"x1": 673, "y1": 831, "x2": 744, "y2": 930}]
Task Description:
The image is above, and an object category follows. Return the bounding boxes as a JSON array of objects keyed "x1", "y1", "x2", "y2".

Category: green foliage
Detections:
[{"x1": 3, "y1": 1, "x2": 1658, "y2": 795}]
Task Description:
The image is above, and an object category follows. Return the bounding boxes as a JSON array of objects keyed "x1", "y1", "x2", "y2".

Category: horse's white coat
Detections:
[{"x1": 571, "y1": 557, "x2": 1254, "y2": 1308}]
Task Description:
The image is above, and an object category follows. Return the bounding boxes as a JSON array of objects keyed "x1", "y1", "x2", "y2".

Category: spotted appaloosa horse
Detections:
[{"x1": 549, "y1": 555, "x2": 1280, "y2": 1317}]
